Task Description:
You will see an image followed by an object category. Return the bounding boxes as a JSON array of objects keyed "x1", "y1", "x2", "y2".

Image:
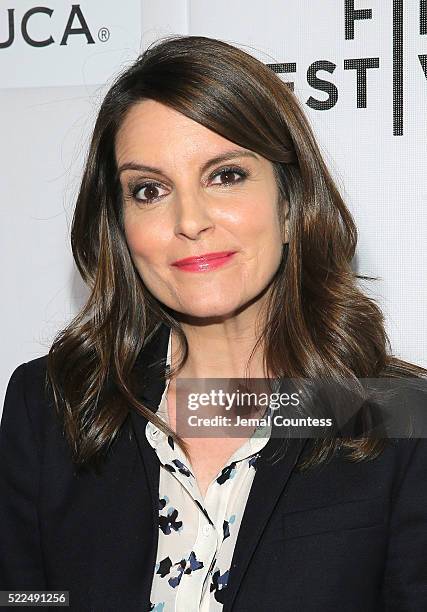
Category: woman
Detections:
[{"x1": 1, "y1": 34, "x2": 426, "y2": 612}]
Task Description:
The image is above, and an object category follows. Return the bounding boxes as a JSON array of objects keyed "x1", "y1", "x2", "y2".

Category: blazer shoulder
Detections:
[
  {"x1": 6, "y1": 354, "x2": 49, "y2": 385},
  {"x1": 2, "y1": 354, "x2": 53, "y2": 449},
  {"x1": 10, "y1": 354, "x2": 50, "y2": 405},
  {"x1": 22, "y1": 353, "x2": 49, "y2": 383}
]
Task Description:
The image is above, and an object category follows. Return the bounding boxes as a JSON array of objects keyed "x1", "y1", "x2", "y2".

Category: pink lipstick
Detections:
[{"x1": 171, "y1": 251, "x2": 237, "y2": 272}]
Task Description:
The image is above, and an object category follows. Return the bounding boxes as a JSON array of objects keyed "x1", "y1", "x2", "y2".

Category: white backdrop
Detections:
[{"x1": 1, "y1": 0, "x2": 426, "y2": 409}]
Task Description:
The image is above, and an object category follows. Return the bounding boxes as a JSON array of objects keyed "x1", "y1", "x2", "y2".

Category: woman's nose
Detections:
[{"x1": 173, "y1": 190, "x2": 215, "y2": 240}]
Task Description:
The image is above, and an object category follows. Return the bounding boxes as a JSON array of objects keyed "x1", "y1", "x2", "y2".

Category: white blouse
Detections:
[{"x1": 146, "y1": 330, "x2": 274, "y2": 612}]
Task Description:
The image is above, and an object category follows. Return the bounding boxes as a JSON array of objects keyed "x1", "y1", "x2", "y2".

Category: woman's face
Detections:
[{"x1": 115, "y1": 99, "x2": 288, "y2": 320}]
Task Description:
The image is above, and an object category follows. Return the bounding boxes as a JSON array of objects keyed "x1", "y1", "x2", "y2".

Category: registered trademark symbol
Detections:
[{"x1": 98, "y1": 27, "x2": 110, "y2": 42}]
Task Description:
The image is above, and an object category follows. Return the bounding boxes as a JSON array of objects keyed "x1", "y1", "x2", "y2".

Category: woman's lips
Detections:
[{"x1": 171, "y1": 251, "x2": 237, "y2": 272}]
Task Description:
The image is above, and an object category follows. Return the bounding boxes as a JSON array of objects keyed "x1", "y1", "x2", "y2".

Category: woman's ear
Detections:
[{"x1": 281, "y1": 200, "x2": 290, "y2": 244}]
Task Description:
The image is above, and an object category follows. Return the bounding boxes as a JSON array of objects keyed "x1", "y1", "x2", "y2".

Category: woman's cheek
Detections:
[{"x1": 124, "y1": 215, "x2": 147, "y2": 251}]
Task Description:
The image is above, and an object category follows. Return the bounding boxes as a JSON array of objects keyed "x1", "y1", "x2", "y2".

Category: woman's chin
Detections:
[{"x1": 171, "y1": 299, "x2": 245, "y2": 321}]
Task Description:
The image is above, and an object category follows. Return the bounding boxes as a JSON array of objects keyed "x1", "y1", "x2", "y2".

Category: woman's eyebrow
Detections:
[{"x1": 116, "y1": 149, "x2": 259, "y2": 179}]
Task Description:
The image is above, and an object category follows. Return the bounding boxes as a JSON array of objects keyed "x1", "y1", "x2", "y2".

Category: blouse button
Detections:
[{"x1": 202, "y1": 524, "x2": 213, "y2": 537}]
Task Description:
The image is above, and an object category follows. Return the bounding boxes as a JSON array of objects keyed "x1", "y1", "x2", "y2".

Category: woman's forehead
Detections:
[{"x1": 115, "y1": 101, "x2": 266, "y2": 174}]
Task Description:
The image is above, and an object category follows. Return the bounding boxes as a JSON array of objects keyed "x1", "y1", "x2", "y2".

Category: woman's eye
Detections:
[
  {"x1": 131, "y1": 182, "x2": 167, "y2": 204},
  {"x1": 128, "y1": 166, "x2": 248, "y2": 204},
  {"x1": 210, "y1": 167, "x2": 248, "y2": 186}
]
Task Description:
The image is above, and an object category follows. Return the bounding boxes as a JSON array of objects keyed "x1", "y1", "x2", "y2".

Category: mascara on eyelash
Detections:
[
  {"x1": 128, "y1": 166, "x2": 248, "y2": 190},
  {"x1": 128, "y1": 165, "x2": 249, "y2": 202}
]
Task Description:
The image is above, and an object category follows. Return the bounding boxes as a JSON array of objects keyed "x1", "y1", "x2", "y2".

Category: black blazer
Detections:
[{"x1": 1, "y1": 322, "x2": 427, "y2": 611}]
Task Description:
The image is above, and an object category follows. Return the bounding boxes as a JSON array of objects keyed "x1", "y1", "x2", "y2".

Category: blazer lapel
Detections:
[
  {"x1": 128, "y1": 322, "x2": 171, "y2": 609},
  {"x1": 223, "y1": 435, "x2": 308, "y2": 612}
]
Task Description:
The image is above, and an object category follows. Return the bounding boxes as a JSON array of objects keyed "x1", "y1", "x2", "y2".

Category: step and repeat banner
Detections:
[{"x1": 1, "y1": 1, "x2": 426, "y2": 405}]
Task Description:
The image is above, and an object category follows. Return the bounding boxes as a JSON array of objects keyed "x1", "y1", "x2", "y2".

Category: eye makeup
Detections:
[{"x1": 124, "y1": 164, "x2": 250, "y2": 205}]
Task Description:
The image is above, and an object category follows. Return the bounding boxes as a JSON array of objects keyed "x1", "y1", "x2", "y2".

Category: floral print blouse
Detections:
[{"x1": 146, "y1": 331, "x2": 274, "y2": 612}]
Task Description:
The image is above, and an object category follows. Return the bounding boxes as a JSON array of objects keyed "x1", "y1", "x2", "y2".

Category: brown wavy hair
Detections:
[{"x1": 46, "y1": 34, "x2": 427, "y2": 472}]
